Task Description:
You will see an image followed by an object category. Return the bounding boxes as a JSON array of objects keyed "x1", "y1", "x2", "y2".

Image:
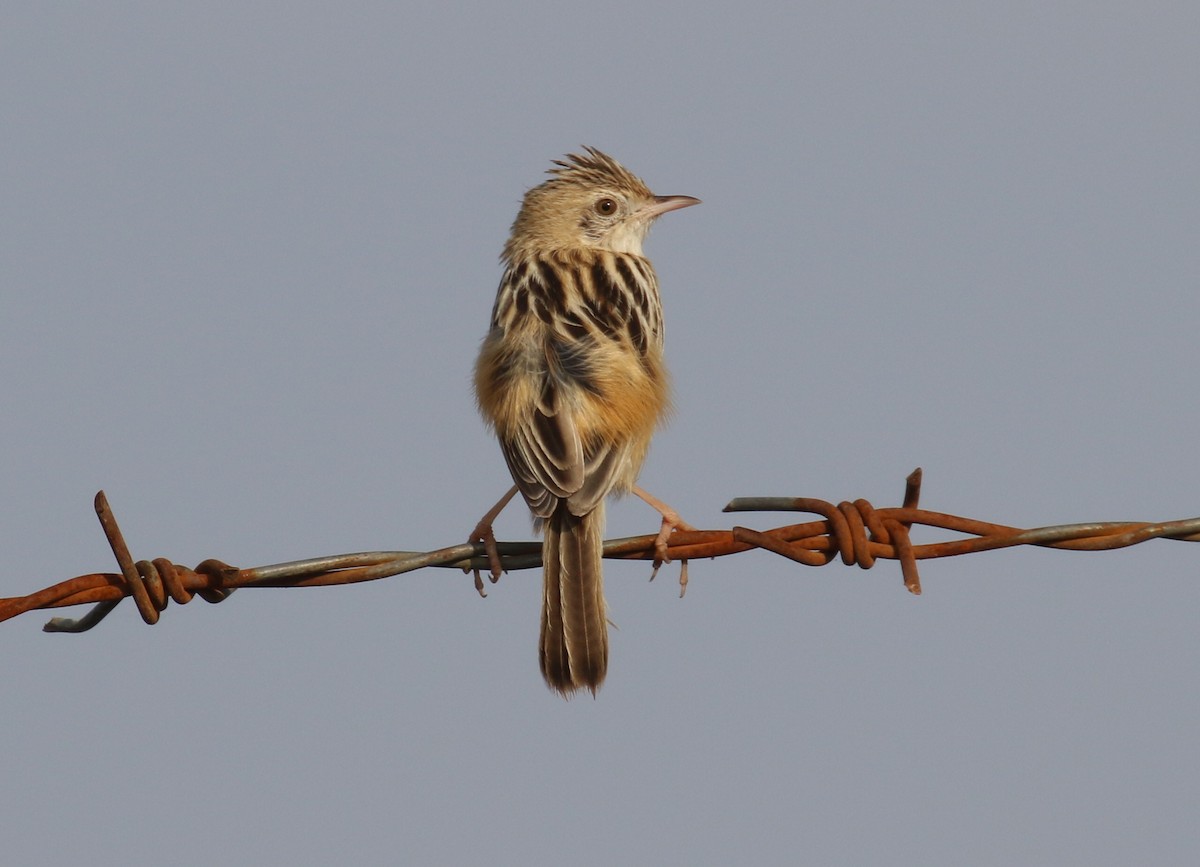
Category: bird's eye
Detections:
[{"x1": 594, "y1": 197, "x2": 617, "y2": 216}]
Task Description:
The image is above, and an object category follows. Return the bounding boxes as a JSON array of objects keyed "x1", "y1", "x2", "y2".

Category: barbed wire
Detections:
[{"x1": 2, "y1": 469, "x2": 1197, "y2": 634}]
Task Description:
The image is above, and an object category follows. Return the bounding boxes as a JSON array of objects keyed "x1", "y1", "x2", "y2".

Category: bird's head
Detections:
[{"x1": 504, "y1": 147, "x2": 699, "y2": 260}]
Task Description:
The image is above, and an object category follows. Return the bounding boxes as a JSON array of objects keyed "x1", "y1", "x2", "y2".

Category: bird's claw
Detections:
[
  {"x1": 647, "y1": 511, "x2": 695, "y2": 598},
  {"x1": 467, "y1": 520, "x2": 505, "y2": 597}
]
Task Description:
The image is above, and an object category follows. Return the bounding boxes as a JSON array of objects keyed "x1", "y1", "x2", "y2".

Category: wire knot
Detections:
[
  {"x1": 726, "y1": 470, "x2": 924, "y2": 594},
  {"x1": 36, "y1": 492, "x2": 243, "y2": 631}
]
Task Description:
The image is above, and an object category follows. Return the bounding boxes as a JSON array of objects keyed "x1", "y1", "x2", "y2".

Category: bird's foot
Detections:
[
  {"x1": 633, "y1": 486, "x2": 695, "y2": 598},
  {"x1": 467, "y1": 485, "x2": 518, "y2": 597}
]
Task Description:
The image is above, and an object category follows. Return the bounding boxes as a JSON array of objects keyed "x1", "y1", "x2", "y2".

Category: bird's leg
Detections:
[
  {"x1": 468, "y1": 485, "x2": 518, "y2": 596},
  {"x1": 632, "y1": 486, "x2": 695, "y2": 596}
]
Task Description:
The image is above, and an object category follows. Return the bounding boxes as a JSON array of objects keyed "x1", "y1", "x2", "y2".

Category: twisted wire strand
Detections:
[{"x1": 2, "y1": 470, "x2": 1197, "y2": 633}]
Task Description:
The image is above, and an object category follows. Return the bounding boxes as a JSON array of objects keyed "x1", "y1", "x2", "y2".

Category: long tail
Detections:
[{"x1": 540, "y1": 501, "x2": 608, "y2": 697}]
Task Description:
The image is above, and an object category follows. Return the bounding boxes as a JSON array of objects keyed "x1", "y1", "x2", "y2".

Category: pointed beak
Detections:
[{"x1": 642, "y1": 195, "x2": 702, "y2": 220}]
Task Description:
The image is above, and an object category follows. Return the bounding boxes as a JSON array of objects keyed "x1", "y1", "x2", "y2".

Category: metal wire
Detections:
[{"x1": 2, "y1": 469, "x2": 1197, "y2": 633}]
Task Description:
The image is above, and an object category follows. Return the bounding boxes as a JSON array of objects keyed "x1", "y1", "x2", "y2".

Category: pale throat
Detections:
[{"x1": 598, "y1": 220, "x2": 650, "y2": 256}]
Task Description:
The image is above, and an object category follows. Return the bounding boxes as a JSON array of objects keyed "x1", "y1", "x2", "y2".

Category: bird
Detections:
[{"x1": 472, "y1": 147, "x2": 699, "y2": 697}]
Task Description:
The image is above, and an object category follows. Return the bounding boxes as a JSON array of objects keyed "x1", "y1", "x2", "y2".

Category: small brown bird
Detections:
[{"x1": 473, "y1": 147, "x2": 699, "y2": 697}]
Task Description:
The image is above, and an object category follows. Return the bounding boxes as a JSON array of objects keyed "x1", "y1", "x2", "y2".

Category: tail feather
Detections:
[
  {"x1": 540, "y1": 502, "x2": 607, "y2": 696},
  {"x1": 540, "y1": 519, "x2": 570, "y2": 689}
]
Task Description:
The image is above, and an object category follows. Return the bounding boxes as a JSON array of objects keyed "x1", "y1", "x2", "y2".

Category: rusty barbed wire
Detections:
[{"x1": 2, "y1": 469, "x2": 1198, "y2": 634}]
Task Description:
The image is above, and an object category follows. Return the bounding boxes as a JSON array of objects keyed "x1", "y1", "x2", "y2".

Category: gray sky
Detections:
[{"x1": 3, "y1": 3, "x2": 1198, "y2": 864}]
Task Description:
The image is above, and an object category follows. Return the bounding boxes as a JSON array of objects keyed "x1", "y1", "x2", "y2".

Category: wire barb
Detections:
[{"x1": 2, "y1": 469, "x2": 1198, "y2": 632}]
